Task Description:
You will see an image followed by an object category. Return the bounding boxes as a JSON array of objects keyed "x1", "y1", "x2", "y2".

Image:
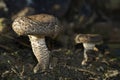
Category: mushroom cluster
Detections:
[
  {"x1": 12, "y1": 14, "x2": 62, "y2": 73},
  {"x1": 75, "y1": 34, "x2": 103, "y2": 65}
]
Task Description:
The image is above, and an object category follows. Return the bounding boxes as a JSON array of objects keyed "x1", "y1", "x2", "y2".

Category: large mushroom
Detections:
[
  {"x1": 75, "y1": 34, "x2": 103, "y2": 65},
  {"x1": 12, "y1": 14, "x2": 62, "y2": 73}
]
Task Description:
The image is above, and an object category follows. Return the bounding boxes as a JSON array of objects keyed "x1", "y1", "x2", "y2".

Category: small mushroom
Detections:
[
  {"x1": 75, "y1": 34, "x2": 103, "y2": 65},
  {"x1": 12, "y1": 14, "x2": 62, "y2": 73}
]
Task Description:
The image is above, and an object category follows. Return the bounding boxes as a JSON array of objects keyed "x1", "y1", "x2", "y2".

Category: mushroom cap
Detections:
[
  {"x1": 12, "y1": 14, "x2": 62, "y2": 36},
  {"x1": 75, "y1": 34, "x2": 103, "y2": 44}
]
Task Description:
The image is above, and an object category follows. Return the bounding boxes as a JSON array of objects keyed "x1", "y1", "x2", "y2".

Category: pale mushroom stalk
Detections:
[
  {"x1": 82, "y1": 43, "x2": 95, "y2": 65},
  {"x1": 28, "y1": 35, "x2": 50, "y2": 73}
]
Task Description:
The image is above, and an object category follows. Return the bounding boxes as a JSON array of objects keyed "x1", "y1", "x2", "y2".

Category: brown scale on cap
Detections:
[
  {"x1": 12, "y1": 14, "x2": 62, "y2": 73},
  {"x1": 12, "y1": 14, "x2": 62, "y2": 36}
]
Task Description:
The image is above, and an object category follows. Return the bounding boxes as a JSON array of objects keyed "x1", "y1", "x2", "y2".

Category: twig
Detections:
[
  {"x1": 63, "y1": 65, "x2": 97, "y2": 76},
  {"x1": 0, "y1": 44, "x2": 13, "y2": 51},
  {"x1": 4, "y1": 34, "x2": 30, "y2": 48},
  {"x1": 8, "y1": 61, "x2": 26, "y2": 79},
  {"x1": 0, "y1": 34, "x2": 30, "y2": 48}
]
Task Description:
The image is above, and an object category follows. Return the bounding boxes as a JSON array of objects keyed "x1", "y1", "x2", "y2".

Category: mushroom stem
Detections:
[
  {"x1": 82, "y1": 43, "x2": 95, "y2": 65},
  {"x1": 81, "y1": 49, "x2": 88, "y2": 65},
  {"x1": 28, "y1": 35, "x2": 50, "y2": 73}
]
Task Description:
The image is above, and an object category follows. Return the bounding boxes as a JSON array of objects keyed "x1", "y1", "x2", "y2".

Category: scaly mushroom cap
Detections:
[
  {"x1": 75, "y1": 34, "x2": 103, "y2": 44},
  {"x1": 12, "y1": 14, "x2": 62, "y2": 36}
]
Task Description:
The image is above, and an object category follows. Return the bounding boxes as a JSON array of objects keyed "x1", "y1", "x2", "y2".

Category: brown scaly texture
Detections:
[
  {"x1": 28, "y1": 35, "x2": 50, "y2": 73},
  {"x1": 12, "y1": 14, "x2": 62, "y2": 73},
  {"x1": 12, "y1": 14, "x2": 62, "y2": 36}
]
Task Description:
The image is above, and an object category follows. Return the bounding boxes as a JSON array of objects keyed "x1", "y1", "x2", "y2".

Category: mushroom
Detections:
[
  {"x1": 12, "y1": 14, "x2": 62, "y2": 73},
  {"x1": 75, "y1": 34, "x2": 103, "y2": 65}
]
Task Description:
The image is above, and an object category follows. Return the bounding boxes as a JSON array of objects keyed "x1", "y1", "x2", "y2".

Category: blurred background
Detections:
[{"x1": 0, "y1": 0, "x2": 120, "y2": 79}]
